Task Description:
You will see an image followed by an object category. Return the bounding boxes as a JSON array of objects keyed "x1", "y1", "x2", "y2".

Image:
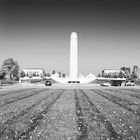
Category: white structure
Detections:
[
  {"x1": 86, "y1": 73, "x2": 96, "y2": 78},
  {"x1": 51, "y1": 72, "x2": 59, "y2": 78},
  {"x1": 70, "y1": 32, "x2": 78, "y2": 78},
  {"x1": 102, "y1": 69, "x2": 123, "y2": 74},
  {"x1": 20, "y1": 68, "x2": 44, "y2": 83},
  {"x1": 23, "y1": 68, "x2": 44, "y2": 77},
  {"x1": 138, "y1": 75, "x2": 140, "y2": 80},
  {"x1": 52, "y1": 32, "x2": 96, "y2": 84},
  {"x1": 102, "y1": 69, "x2": 124, "y2": 77}
]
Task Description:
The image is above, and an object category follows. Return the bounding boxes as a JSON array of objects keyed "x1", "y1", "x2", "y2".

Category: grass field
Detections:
[{"x1": 0, "y1": 86, "x2": 140, "y2": 140}]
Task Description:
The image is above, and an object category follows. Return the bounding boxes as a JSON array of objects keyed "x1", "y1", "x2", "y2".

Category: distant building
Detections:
[
  {"x1": 120, "y1": 67, "x2": 131, "y2": 74},
  {"x1": 23, "y1": 68, "x2": 45, "y2": 77},
  {"x1": 86, "y1": 73, "x2": 95, "y2": 78},
  {"x1": 102, "y1": 69, "x2": 122, "y2": 75},
  {"x1": 102, "y1": 69, "x2": 124, "y2": 78},
  {"x1": 133, "y1": 65, "x2": 138, "y2": 74},
  {"x1": 138, "y1": 68, "x2": 140, "y2": 74},
  {"x1": 131, "y1": 66, "x2": 140, "y2": 79},
  {"x1": 138, "y1": 74, "x2": 140, "y2": 79}
]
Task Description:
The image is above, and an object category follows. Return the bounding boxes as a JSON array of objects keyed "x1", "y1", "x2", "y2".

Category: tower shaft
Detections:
[{"x1": 70, "y1": 32, "x2": 78, "y2": 78}]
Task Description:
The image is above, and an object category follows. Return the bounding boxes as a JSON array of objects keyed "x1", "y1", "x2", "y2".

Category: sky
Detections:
[{"x1": 0, "y1": 0, "x2": 140, "y2": 75}]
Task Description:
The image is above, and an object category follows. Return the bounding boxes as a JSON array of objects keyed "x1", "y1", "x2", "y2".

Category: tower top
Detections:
[{"x1": 71, "y1": 32, "x2": 77, "y2": 37}]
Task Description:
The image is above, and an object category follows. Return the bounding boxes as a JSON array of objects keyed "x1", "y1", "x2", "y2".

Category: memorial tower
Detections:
[
  {"x1": 51, "y1": 32, "x2": 96, "y2": 84},
  {"x1": 70, "y1": 32, "x2": 78, "y2": 78}
]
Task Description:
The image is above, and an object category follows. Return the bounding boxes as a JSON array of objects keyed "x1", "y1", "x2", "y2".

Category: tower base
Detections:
[{"x1": 51, "y1": 77, "x2": 96, "y2": 84}]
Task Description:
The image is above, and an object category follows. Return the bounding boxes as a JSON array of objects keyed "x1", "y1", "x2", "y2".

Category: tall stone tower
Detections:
[{"x1": 70, "y1": 32, "x2": 78, "y2": 78}]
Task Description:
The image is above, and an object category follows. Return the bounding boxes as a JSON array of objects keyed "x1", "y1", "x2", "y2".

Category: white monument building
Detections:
[
  {"x1": 70, "y1": 32, "x2": 78, "y2": 78},
  {"x1": 23, "y1": 68, "x2": 44, "y2": 77},
  {"x1": 52, "y1": 32, "x2": 96, "y2": 84},
  {"x1": 19, "y1": 68, "x2": 44, "y2": 82}
]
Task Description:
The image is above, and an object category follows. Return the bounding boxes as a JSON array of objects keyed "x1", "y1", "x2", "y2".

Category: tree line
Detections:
[
  {"x1": 0, "y1": 58, "x2": 66, "y2": 81},
  {"x1": 1, "y1": 58, "x2": 138, "y2": 81},
  {"x1": 99, "y1": 70, "x2": 138, "y2": 80}
]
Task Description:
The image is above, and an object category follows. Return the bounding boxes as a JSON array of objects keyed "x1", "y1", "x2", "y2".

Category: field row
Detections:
[
  {"x1": 0, "y1": 88, "x2": 140, "y2": 139},
  {"x1": 0, "y1": 88, "x2": 64, "y2": 139}
]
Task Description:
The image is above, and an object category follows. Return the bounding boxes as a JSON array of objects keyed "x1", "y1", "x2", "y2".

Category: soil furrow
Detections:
[
  {"x1": 0, "y1": 90, "x2": 52, "y2": 136},
  {"x1": 130, "y1": 94, "x2": 140, "y2": 99},
  {"x1": 12, "y1": 90, "x2": 65, "y2": 140},
  {"x1": 75, "y1": 89, "x2": 120, "y2": 140},
  {"x1": 92, "y1": 89, "x2": 140, "y2": 117},
  {"x1": 121, "y1": 89, "x2": 140, "y2": 99},
  {"x1": 0, "y1": 88, "x2": 36, "y2": 97},
  {"x1": 74, "y1": 90, "x2": 88, "y2": 140},
  {"x1": 0, "y1": 89, "x2": 47, "y2": 107},
  {"x1": 107, "y1": 89, "x2": 140, "y2": 100},
  {"x1": 85, "y1": 89, "x2": 140, "y2": 139},
  {"x1": 104, "y1": 90, "x2": 135, "y2": 105},
  {"x1": 80, "y1": 89, "x2": 120, "y2": 140},
  {"x1": 122, "y1": 89, "x2": 140, "y2": 94}
]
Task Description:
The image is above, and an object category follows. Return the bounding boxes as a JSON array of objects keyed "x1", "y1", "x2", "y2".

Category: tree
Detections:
[
  {"x1": 28, "y1": 73, "x2": 33, "y2": 83},
  {"x1": 113, "y1": 72, "x2": 119, "y2": 78},
  {"x1": 119, "y1": 71, "x2": 124, "y2": 78},
  {"x1": 20, "y1": 71, "x2": 25, "y2": 78},
  {"x1": 124, "y1": 70, "x2": 130, "y2": 79},
  {"x1": 46, "y1": 73, "x2": 51, "y2": 77},
  {"x1": 1, "y1": 58, "x2": 19, "y2": 80},
  {"x1": 52, "y1": 70, "x2": 56, "y2": 75},
  {"x1": 131, "y1": 72, "x2": 138, "y2": 80},
  {"x1": 108, "y1": 73, "x2": 114, "y2": 78},
  {"x1": 0, "y1": 70, "x2": 5, "y2": 79},
  {"x1": 0, "y1": 70, "x2": 6, "y2": 86},
  {"x1": 40, "y1": 72, "x2": 48, "y2": 80},
  {"x1": 28, "y1": 73, "x2": 33, "y2": 79},
  {"x1": 102, "y1": 72, "x2": 108, "y2": 78},
  {"x1": 62, "y1": 73, "x2": 66, "y2": 77},
  {"x1": 58, "y1": 72, "x2": 61, "y2": 77}
]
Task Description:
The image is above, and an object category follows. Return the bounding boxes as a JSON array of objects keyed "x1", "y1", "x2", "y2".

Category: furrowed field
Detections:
[{"x1": 0, "y1": 86, "x2": 140, "y2": 140}]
